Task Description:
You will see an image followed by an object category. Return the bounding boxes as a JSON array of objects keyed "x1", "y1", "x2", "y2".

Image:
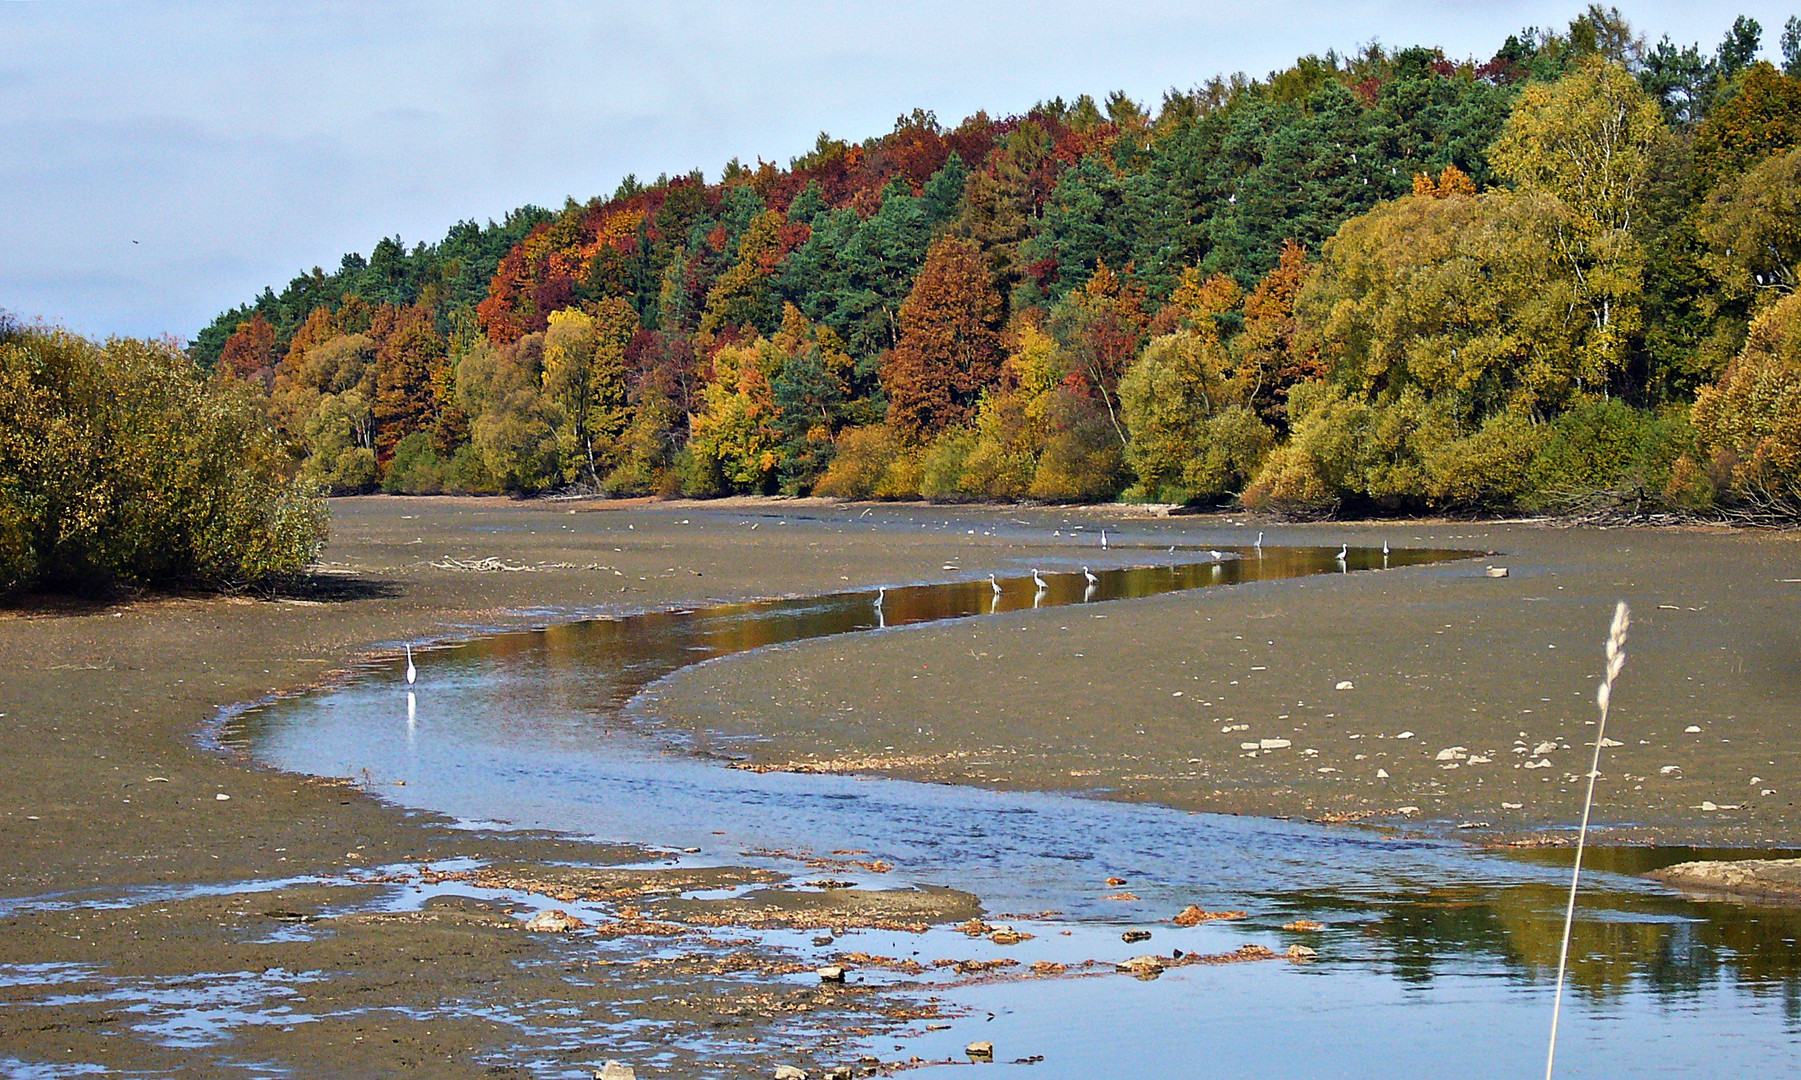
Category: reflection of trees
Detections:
[{"x1": 1268, "y1": 883, "x2": 1801, "y2": 1008}]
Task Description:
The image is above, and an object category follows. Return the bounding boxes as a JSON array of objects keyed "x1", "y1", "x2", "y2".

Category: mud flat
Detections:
[
  {"x1": 3, "y1": 495, "x2": 1798, "y2": 1076},
  {"x1": 1652, "y1": 857, "x2": 1801, "y2": 901}
]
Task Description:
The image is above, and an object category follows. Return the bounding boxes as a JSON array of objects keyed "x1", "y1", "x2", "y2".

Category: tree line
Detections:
[{"x1": 192, "y1": 7, "x2": 1801, "y2": 519}]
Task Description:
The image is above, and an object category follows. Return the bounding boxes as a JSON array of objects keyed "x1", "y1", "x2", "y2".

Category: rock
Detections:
[
  {"x1": 1659, "y1": 765, "x2": 1682, "y2": 774},
  {"x1": 1121, "y1": 929, "x2": 1152, "y2": 943},
  {"x1": 812, "y1": 934, "x2": 834, "y2": 946},
  {"x1": 1173, "y1": 905, "x2": 1246, "y2": 926},
  {"x1": 1485, "y1": 566, "x2": 1509, "y2": 578},
  {"x1": 966, "y1": 1041, "x2": 995, "y2": 1060},
  {"x1": 824, "y1": 1068, "x2": 854, "y2": 1080},
  {"x1": 1287, "y1": 944, "x2": 1318, "y2": 961},
  {"x1": 1259, "y1": 738, "x2": 1291, "y2": 750},
  {"x1": 1685, "y1": 725, "x2": 1702, "y2": 733},
  {"x1": 990, "y1": 929, "x2": 1029, "y2": 945},
  {"x1": 817, "y1": 965, "x2": 846, "y2": 982},
  {"x1": 523, "y1": 909, "x2": 586, "y2": 932},
  {"x1": 215, "y1": 793, "x2": 231, "y2": 801},
  {"x1": 1533, "y1": 741, "x2": 1558, "y2": 755},
  {"x1": 596, "y1": 1062, "x2": 636, "y2": 1080},
  {"x1": 1435, "y1": 746, "x2": 1468, "y2": 761},
  {"x1": 1395, "y1": 731, "x2": 1414, "y2": 740},
  {"x1": 1375, "y1": 769, "x2": 1389, "y2": 778},
  {"x1": 1652, "y1": 857, "x2": 1801, "y2": 902},
  {"x1": 1281, "y1": 919, "x2": 1325, "y2": 932},
  {"x1": 774, "y1": 1066, "x2": 809, "y2": 1080},
  {"x1": 1335, "y1": 680, "x2": 1355, "y2": 691},
  {"x1": 1116, "y1": 955, "x2": 1164, "y2": 977}
]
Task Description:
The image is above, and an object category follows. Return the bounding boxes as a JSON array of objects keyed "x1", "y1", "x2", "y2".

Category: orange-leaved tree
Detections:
[{"x1": 879, "y1": 236, "x2": 1004, "y2": 437}]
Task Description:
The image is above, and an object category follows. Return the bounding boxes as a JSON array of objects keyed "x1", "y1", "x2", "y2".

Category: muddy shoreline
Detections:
[{"x1": 4, "y1": 495, "x2": 1798, "y2": 1076}]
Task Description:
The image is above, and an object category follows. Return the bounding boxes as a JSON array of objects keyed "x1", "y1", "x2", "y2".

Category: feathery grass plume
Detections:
[{"x1": 1545, "y1": 600, "x2": 1631, "y2": 1080}]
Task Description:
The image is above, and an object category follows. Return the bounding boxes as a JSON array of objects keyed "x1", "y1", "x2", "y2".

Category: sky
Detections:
[{"x1": 2, "y1": 1, "x2": 1797, "y2": 342}]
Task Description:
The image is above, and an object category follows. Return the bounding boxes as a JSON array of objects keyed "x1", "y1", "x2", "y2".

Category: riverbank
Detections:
[{"x1": 3, "y1": 495, "x2": 1797, "y2": 1076}]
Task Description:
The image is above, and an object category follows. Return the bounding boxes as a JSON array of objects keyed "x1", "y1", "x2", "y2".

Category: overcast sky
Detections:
[{"x1": 2, "y1": 1, "x2": 1795, "y2": 341}]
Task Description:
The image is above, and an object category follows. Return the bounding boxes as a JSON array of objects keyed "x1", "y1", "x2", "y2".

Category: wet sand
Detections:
[{"x1": 3, "y1": 496, "x2": 1798, "y2": 1075}]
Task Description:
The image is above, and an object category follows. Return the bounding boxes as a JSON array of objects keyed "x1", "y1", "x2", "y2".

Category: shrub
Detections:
[
  {"x1": 1526, "y1": 398, "x2": 1687, "y2": 511},
  {"x1": 813, "y1": 425, "x2": 922, "y2": 499},
  {"x1": 919, "y1": 428, "x2": 978, "y2": 500},
  {"x1": 1689, "y1": 291, "x2": 1801, "y2": 511},
  {"x1": 0, "y1": 323, "x2": 326, "y2": 592},
  {"x1": 382, "y1": 431, "x2": 448, "y2": 494}
]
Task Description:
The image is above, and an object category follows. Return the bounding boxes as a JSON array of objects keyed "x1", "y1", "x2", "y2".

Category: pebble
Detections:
[
  {"x1": 1282, "y1": 919, "x2": 1325, "y2": 932},
  {"x1": 817, "y1": 965, "x2": 846, "y2": 982},
  {"x1": 1287, "y1": 945, "x2": 1318, "y2": 961},
  {"x1": 1335, "y1": 680, "x2": 1355, "y2": 691},
  {"x1": 1259, "y1": 738, "x2": 1291, "y2": 750},
  {"x1": 215, "y1": 793, "x2": 231, "y2": 801},
  {"x1": 524, "y1": 909, "x2": 587, "y2": 933},
  {"x1": 1395, "y1": 731, "x2": 1414, "y2": 740},
  {"x1": 1116, "y1": 955, "x2": 1165, "y2": 977},
  {"x1": 596, "y1": 1062, "x2": 636, "y2": 1080},
  {"x1": 1485, "y1": 566, "x2": 1509, "y2": 577},
  {"x1": 1122, "y1": 929, "x2": 1152, "y2": 943},
  {"x1": 1375, "y1": 769, "x2": 1389, "y2": 778},
  {"x1": 774, "y1": 1066, "x2": 809, "y2": 1080},
  {"x1": 966, "y1": 1041, "x2": 995, "y2": 1061},
  {"x1": 1685, "y1": 725, "x2": 1702, "y2": 733}
]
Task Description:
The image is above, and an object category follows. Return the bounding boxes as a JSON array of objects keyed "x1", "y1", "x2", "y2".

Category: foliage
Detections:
[
  {"x1": 880, "y1": 236, "x2": 1005, "y2": 437},
  {"x1": 0, "y1": 321, "x2": 326, "y2": 592},
  {"x1": 1689, "y1": 291, "x2": 1801, "y2": 510}
]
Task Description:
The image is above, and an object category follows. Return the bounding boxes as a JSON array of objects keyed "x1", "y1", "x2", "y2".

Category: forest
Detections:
[{"x1": 190, "y1": 7, "x2": 1801, "y2": 520}]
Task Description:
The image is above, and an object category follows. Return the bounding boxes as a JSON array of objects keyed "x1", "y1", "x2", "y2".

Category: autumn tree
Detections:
[
  {"x1": 1689, "y1": 290, "x2": 1801, "y2": 510},
  {"x1": 373, "y1": 307, "x2": 447, "y2": 461},
  {"x1": 1233, "y1": 240, "x2": 1322, "y2": 429},
  {"x1": 1692, "y1": 62, "x2": 1801, "y2": 191},
  {"x1": 1698, "y1": 146, "x2": 1801, "y2": 303},
  {"x1": 218, "y1": 313, "x2": 276, "y2": 386},
  {"x1": 879, "y1": 236, "x2": 1004, "y2": 437},
  {"x1": 1491, "y1": 56, "x2": 1667, "y2": 377}
]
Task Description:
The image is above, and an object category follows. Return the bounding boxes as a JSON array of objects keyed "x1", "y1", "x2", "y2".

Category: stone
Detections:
[
  {"x1": 774, "y1": 1067, "x2": 809, "y2": 1080},
  {"x1": 1335, "y1": 680, "x2": 1355, "y2": 691},
  {"x1": 1435, "y1": 746, "x2": 1468, "y2": 761},
  {"x1": 1121, "y1": 929, "x2": 1152, "y2": 943},
  {"x1": 1685, "y1": 725, "x2": 1702, "y2": 733},
  {"x1": 1652, "y1": 857, "x2": 1801, "y2": 902},
  {"x1": 1485, "y1": 566, "x2": 1509, "y2": 578},
  {"x1": 1395, "y1": 731, "x2": 1414, "y2": 739},
  {"x1": 1375, "y1": 769, "x2": 1389, "y2": 778},
  {"x1": 966, "y1": 1041, "x2": 995, "y2": 1060},
  {"x1": 1287, "y1": 944, "x2": 1318, "y2": 961},
  {"x1": 824, "y1": 1068, "x2": 854, "y2": 1080},
  {"x1": 1173, "y1": 905, "x2": 1245, "y2": 926},
  {"x1": 215, "y1": 793, "x2": 231, "y2": 801},
  {"x1": 990, "y1": 929, "x2": 1029, "y2": 945},
  {"x1": 524, "y1": 909, "x2": 586, "y2": 932},
  {"x1": 817, "y1": 965, "x2": 846, "y2": 982},
  {"x1": 1282, "y1": 919, "x2": 1325, "y2": 932},
  {"x1": 1116, "y1": 955, "x2": 1164, "y2": 977},
  {"x1": 1259, "y1": 738, "x2": 1291, "y2": 750},
  {"x1": 596, "y1": 1062, "x2": 636, "y2": 1080}
]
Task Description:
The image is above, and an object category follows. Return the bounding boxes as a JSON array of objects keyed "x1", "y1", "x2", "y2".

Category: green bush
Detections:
[
  {"x1": 1525, "y1": 398, "x2": 1687, "y2": 511},
  {"x1": 382, "y1": 431, "x2": 448, "y2": 494},
  {"x1": 0, "y1": 322, "x2": 326, "y2": 592},
  {"x1": 919, "y1": 428, "x2": 978, "y2": 500}
]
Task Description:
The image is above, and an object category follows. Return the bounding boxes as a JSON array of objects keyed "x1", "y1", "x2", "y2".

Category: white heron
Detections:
[
  {"x1": 1382, "y1": 538, "x2": 1391, "y2": 555},
  {"x1": 1255, "y1": 531, "x2": 1264, "y2": 548},
  {"x1": 1209, "y1": 549, "x2": 1224, "y2": 562},
  {"x1": 1100, "y1": 529, "x2": 1108, "y2": 550},
  {"x1": 1032, "y1": 568, "x2": 1048, "y2": 591},
  {"x1": 989, "y1": 573, "x2": 1003, "y2": 595},
  {"x1": 874, "y1": 586, "x2": 885, "y2": 609},
  {"x1": 404, "y1": 644, "x2": 417, "y2": 686},
  {"x1": 1082, "y1": 566, "x2": 1098, "y2": 585},
  {"x1": 1336, "y1": 543, "x2": 1348, "y2": 562}
]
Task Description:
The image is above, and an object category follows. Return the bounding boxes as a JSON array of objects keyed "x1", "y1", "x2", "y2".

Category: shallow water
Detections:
[{"x1": 234, "y1": 550, "x2": 1801, "y2": 1078}]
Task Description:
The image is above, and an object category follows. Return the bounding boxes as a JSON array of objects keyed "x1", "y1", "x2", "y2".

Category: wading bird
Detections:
[
  {"x1": 1255, "y1": 531, "x2": 1264, "y2": 549},
  {"x1": 1082, "y1": 566, "x2": 1098, "y2": 585},
  {"x1": 1382, "y1": 539, "x2": 1391, "y2": 555},
  {"x1": 1032, "y1": 568, "x2": 1048, "y2": 591},
  {"x1": 1100, "y1": 530, "x2": 1108, "y2": 550},
  {"x1": 1336, "y1": 543, "x2": 1348, "y2": 563},
  {"x1": 1209, "y1": 549, "x2": 1224, "y2": 562},
  {"x1": 405, "y1": 644, "x2": 417, "y2": 686},
  {"x1": 989, "y1": 573, "x2": 1003, "y2": 595}
]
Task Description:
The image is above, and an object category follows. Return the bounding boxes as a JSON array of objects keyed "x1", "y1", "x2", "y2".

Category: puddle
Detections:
[{"x1": 215, "y1": 549, "x2": 1801, "y2": 1075}]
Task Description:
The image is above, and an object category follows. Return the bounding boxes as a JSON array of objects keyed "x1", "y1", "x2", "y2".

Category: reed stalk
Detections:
[{"x1": 1545, "y1": 600, "x2": 1631, "y2": 1080}]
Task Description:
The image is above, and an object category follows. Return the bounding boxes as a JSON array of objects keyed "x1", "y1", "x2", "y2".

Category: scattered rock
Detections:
[
  {"x1": 214, "y1": 793, "x2": 231, "y2": 801},
  {"x1": 1282, "y1": 919, "x2": 1325, "y2": 932},
  {"x1": 774, "y1": 1066, "x2": 809, "y2": 1080},
  {"x1": 1395, "y1": 731, "x2": 1414, "y2": 740},
  {"x1": 1457, "y1": 821, "x2": 1491, "y2": 830},
  {"x1": 1105, "y1": 877, "x2": 1128, "y2": 886},
  {"x1": 1375, "y1": 769, "x2": 1389, "y2": 779},
  {"x1": 817, "y1": 965, "x2": 846, "y2": 982},
  {"x1": 1501, "y1": 801, "x2": 1523, "y2": 809},
  {"x1": 1116, "y1": 955, "x2": 1165, "y2": 977},
  {"x1": 596, "y1": 1062, "x2": 636, "y2": 1080},
  {"x1": 1685, "y1": 725, "x2": 1702, "y2": 733},
  {"x1": 1335, "y1": 680, "x2": 1355, "y2": 691},
  {"x1": 1030, "y1": 960, "x2": 1067, "y2": 975},
  {"x1": 813, "y1": 934, "x2": 834, "y2": 946},
  {"x1": 1435, "y1": 746, "x2": 1468, "y2": 761},
  {"x1": 1122, "y1": 929, "x2": 1152, "y2": 943},
  {"x1": 990, "y1": 929, "x2": 1030, "y2": 945},
  {"x1": 1259, "y1": 738, "x2": 1291, "y2": 750},
  {"x1": 1173, "y1": 905, "x2": 1246, "y2": 926},
  {"x1": 523, "y1": 909, "x2": 586, "y2": 932},
  {"x1": 1287, "y1": 944, "x2": 1318, "y2": 961},
  {"x1": 1485, "y1": 566, "x2": 1509, "y2": 578},
  {"x1": 966, "y1": 1041, "x2": 995, "y2": 1061}
]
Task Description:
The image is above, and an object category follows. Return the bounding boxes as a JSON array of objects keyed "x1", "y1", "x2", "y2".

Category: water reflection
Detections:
[{"x1": 234, "y1": 544, "x2": 1801, "y2": 1032}]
